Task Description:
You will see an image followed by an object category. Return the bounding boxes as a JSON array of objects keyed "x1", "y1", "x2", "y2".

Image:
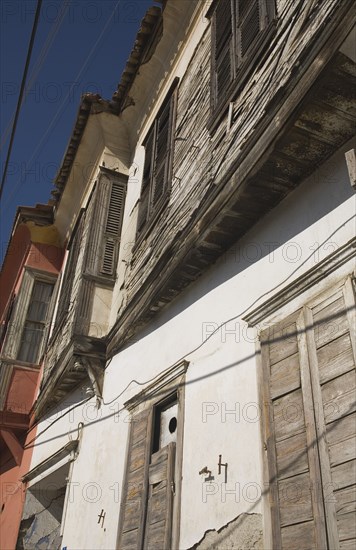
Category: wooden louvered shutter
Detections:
[
  {"x1": 137, "y1": 131, "x2": 154, "y2": 234},
  {"x1": 118, "y1": 409, "x2": 153, "y2": 550},
  {"x1": 237, "y1": 0, "x2": 261, "y2": 63},
  {"x1": 55, "y1": 211, "x2": 85, "y2": 331},
  {"x1": 144, "y1": 443, "x2": 175, "y2": 550},
  {"x1": 261, "y1": 277, "x2": 356, "y2": 549},
  {"x1": 212, "y1": 0, "x2": 234, "y2": 105},
  {"x1": 100, "y1": 181, "x2": 126, "y2": 276}
]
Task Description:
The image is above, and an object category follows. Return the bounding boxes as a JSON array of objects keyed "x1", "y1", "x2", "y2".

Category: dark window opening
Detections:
[
  {"x1": 137, "y1": 80, "x2": 179, "y2": 238},
  {"x1": 152, "y1": 393, "x2": 178, "y2": 453},
  {"x1": 211, "y1": 0, "x2": 276, "y2": 111}
]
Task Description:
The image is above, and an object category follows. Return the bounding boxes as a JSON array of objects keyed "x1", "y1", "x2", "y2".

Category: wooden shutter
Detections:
[
  {"x1": 237, "y1": 0, "x2": 261, "y2": 62},
  {"x1": 212, "y1": 0, "x2": 234, "y2": 105},
  {"x1": 260, "y1": 277, "x2": 356, "y2": 549},
  {"x1": 100, "y1": 181, "x2": 126, "y2": 276},
  {"x1": 144, "y1": 443, "x2": 175, "y2": 550},
  {"x1": 118, "y1": 409, "x2": 153, "y2": 550}
]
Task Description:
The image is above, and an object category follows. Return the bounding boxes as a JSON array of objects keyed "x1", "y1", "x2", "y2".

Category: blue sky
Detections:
[{"x1": 0, "y1": 0, "x2": 156, "y2": 264}]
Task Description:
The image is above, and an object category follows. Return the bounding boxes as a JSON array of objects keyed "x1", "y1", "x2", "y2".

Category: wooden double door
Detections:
[{"x1": 260, "y1": 277, "x2": 356, "y2": 549}]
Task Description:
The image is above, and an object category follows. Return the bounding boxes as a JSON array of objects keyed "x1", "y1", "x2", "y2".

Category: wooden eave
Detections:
[
  {"x1": 107, "y1": 7, "x2": 356, "y2": 357},
  {"x1": 50, "y1": 7, "x2": 163, "y2": 207},
  {"x1": 111, "y1": 6, "x2": 163, "y2": 111},
  {"x1": 16, "y1": 203, "x2": 54, "y2": 226},
  {"x1": 51, "y1": 94, "x2": 115, "y2": 205},
  {"x1": 0, "y1": 203, "x2": 54, "y2": 272}
]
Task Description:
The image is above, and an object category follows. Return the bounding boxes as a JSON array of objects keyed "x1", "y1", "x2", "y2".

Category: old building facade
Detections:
[
  {"x1": 1, "y1": 1, "x2": 355, "y2": 548},
  {"x1": 0, "y1": 204, "x2": 63, "y2": 549}
]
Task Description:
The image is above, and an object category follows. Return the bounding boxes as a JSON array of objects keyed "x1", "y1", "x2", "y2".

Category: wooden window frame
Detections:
[
  {"x1": 208, "y1": 0, "x2": 276, "y2": 132},
  {"x1": 1, "y1": 268, "x2": 56, "y2": 365},
  {"x1": 136, "y1": 79, "x2": 179, "y2": 243},
  {"x1": 17, "y1": 280, "x2": 54, "y2": 364}
]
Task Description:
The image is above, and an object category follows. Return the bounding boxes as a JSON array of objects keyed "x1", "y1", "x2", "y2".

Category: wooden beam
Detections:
[{"x1": 1, "y1": 429, "x2": 23, "y2": 466}]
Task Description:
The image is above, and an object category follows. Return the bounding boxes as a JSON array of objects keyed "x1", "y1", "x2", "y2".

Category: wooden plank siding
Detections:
[
  {"x1": 260, "y1": 278, "x2": 356, "y2": 549},
  {"x1": 108, "y1": 0, "x2": 356, "y2": 355}
]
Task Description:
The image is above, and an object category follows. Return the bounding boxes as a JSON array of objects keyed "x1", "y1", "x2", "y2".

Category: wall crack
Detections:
[{"x1": 188, "y1": 512, "x2": 263, "y2": 550}]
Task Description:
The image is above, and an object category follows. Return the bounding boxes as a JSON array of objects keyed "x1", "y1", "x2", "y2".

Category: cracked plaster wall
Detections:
[{"x1": 189, "y1": 513, "x2": 263, "y2": 550}]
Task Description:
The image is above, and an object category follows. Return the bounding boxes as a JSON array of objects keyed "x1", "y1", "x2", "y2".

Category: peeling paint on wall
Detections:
[{"x1": 189, "y1": 513, "x2": 263, "y2": 550}]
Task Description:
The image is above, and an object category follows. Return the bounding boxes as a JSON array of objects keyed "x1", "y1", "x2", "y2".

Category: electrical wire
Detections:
[
  {"x1": 2, "y1": 0, "x2": 124, "y2": 211},
  {"x1": 103, "y1": 215, "x2": 355, "y2": 405},
  {"x1": 0, "y1": 0, "x2": 71, "y2": 150},
  {"x1": 0, "y1": 0, "x2": 43, "y2": 204},
  {"x1": 23, "y1": 216, "x2": 354, "y2": 447},
  {"x1": 24, "y1": 395, "x2": 92, "y2": 449}
]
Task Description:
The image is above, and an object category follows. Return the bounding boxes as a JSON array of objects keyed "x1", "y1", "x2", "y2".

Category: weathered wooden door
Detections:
[
  {"x1": 117, "y1": 396, "x2": 179, "y2": 550},
  {"x1": 260, "y1": 277, "x2": 356, "y2": 549},
  {"x1": 143, "y1": 443, "x2": 175, "y2": 550}
]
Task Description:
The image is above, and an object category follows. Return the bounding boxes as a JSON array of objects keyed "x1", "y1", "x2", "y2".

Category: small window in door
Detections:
[{"x1": 152, "y1": 394, "x2": 178, "y2": 453}]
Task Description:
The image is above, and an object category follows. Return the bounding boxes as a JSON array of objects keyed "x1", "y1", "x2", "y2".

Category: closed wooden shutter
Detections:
[
  {"x1": 144, "y1": 443, "x2": 175, "y2": 550},
  {"x1": 83, "y1": 174, "x2": 127, "y2": 279},
  {"x1": 212, "y1": 0, "x2": 234, "y2": 105},
  {"x1": 100, "y1": 181, "x2": 126, "y2": 276},
  {"x1": 237, "y1": 0, "x2": 261, "y2": 61},
  {"x1": 118, "y1": 409, "x2": 153, "y2": 550},
  {"x1": 261, "y1": 277, "x2": 356, "y2": 549}
]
